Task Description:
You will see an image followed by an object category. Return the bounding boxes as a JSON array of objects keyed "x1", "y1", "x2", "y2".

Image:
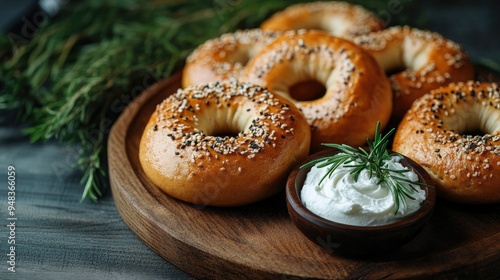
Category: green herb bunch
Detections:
[
  {"x1": 301, "y1": 122, "x2": 431, "y2": 214},
  {"x1": 0, "y1": 0, "x2": 416, "y2": 202}
]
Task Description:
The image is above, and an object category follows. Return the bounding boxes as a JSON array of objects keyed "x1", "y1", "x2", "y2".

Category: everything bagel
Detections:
[
  {"x1": 261, "y1": 1, "x2": 384, "y2": 39},
  {"x1": 182, "y1": 29, "x2": 280, "y2": 88},
  {"x1": 393, "y1": 81, "x2": 500, "y2": 204},
  {"x1": 139, "y1": 80, "x2": 311, "y2": 206},
  {"x1": 243, "y1": 30, "x2": 392, "y2": 151},
  {"x1": 354, "y1": 26, "x2": 474, "y2": 120}
]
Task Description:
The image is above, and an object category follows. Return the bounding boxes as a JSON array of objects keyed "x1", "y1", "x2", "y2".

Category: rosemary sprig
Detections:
[
  {"x1": 0, "y1": 0, "x2": 418, "y2": 202},
  {"x1": 301, "y1": 122, "x2": 430, "y2": 214}
]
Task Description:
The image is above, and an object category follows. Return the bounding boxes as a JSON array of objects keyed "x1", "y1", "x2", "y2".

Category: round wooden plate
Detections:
[{"x1": 108, "y1": 70, "x2": 500, "y2": 279}]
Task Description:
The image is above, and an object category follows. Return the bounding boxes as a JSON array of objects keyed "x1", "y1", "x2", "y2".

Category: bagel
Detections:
[
  {"x1": 354, "y1": 26, "x2": 474, "y2": 120},
  {"x1": 182, "y1": 29, "x2": 280, "y2": 88},
  {"x1": 242, "y1": 30, "x2": 392, "y2": 151},
  {"x1": 393, "y1": 81, "x2": 500, "y2": 204},
  {"x1": 260, "y1": 1, "x2": 384, "y2": 39},
  {"x1": 139, "y1": 80, "x2": 311, "y2": 207}
]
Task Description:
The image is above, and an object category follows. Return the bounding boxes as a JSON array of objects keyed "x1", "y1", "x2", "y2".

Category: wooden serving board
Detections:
[{"x1": 108, "y1": 70, "x2": 500, "y2": 279}]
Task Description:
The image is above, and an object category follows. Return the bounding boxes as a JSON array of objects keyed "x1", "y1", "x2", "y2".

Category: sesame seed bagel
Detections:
[
  {"x1": 260, "y1": 1, "x2": 384, "y2": 39},
  {"x1": 354, "y1": 26, "x2": 474, "y2": 120},
  {"x1": 182, "y1": 29, "x2": 281, "y2": 88},
  {"x1": 242, "y1": 30, "x2": 392, "y2": 151},
  {"x1": 139, "y1": 80, "x2": 311, "y2": 207},
  {"x1": 393, "y1": 81, "x2": 500, "y2": 204}
]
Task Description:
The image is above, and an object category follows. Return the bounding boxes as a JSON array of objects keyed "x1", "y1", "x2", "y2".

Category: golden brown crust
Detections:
[
  {"x1": 260, "y1": 1, "x2": 384, "y2": 39},
  {"x1": 242, "y1": 30, "x2": 392, "y2": 151},
  {"x1": 354, "y1": 26, "x2": 475, "y2": 121},
  {"x1": 182, "y1": 29, "x2": 281, "y2": 88},
  {"x1": 393, "y1": 81, "x2": 500, "y2": 204},
  {"x1": 139, "y1": 80, "x2": 311, "y2": 206}
]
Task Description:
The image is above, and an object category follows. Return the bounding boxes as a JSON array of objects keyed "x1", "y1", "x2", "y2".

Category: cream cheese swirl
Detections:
[{"x1": 301, "y1": 155, "x2": 426, "y2": 226}]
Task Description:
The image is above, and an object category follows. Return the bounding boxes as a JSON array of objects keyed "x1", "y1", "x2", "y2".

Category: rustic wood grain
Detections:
[
  {"x1": 0, "y1": 125, "x2": 190, "y2": 280},
  {"x1": 108, "y1": 70, "x2": 500, "y2": 279}
]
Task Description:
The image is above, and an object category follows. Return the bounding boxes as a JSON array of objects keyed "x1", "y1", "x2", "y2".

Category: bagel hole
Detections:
[
  {"x1": 289, "y1": 80, "x2": 326, "y2": 101},
  {"x1": 196, "y1": 105, "x2": 254, "y2": 140},
  {"x1": 386, "y1": 66, "x2": 407, "y2": 76},
  {"x1": 443, "y1": 106, "x2": 497, "y2": 138},
  {"x1": 229, "y1": 52, "x2": 251, "y2": 67},
  {"x1": 210, "y1": 126, "x2": 242, "y2": 139},
  {"x1": 460, "y1": 129, "x2": 487, "y2": 138}
]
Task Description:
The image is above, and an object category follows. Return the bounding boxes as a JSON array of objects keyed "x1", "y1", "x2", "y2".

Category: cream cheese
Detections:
[{"x1": 301, "y1": 154, "x2": 426, "y2": 226}]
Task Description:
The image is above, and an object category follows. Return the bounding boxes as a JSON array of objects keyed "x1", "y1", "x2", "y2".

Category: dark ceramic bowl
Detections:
[{"x1": 286, "y1": 148, "x2": 436, "y2": 257}]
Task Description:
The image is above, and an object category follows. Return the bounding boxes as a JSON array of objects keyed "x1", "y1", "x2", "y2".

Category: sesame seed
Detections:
[
  {"x1": 185, "y1": 29, "x2": 281, "y2": 82},
  {"x1": 353, "y1": 26, "x2": 471, "y2": 108},
  {"x1": 152, "y1": 80, "x2": 299, "y2": 168},
  {"x1": 397, "y1": 81, "x2": 500, "y2": 189}
]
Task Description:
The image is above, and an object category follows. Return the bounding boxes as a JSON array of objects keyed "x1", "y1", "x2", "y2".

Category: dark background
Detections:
[{"x1": 4, "y1": 0, "x2": 499, "y2": 61}]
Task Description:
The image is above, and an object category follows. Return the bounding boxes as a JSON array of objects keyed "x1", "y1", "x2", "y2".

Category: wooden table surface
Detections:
[{"x1": 1, "y1": 0, "x2": 499, "y2": 279}]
